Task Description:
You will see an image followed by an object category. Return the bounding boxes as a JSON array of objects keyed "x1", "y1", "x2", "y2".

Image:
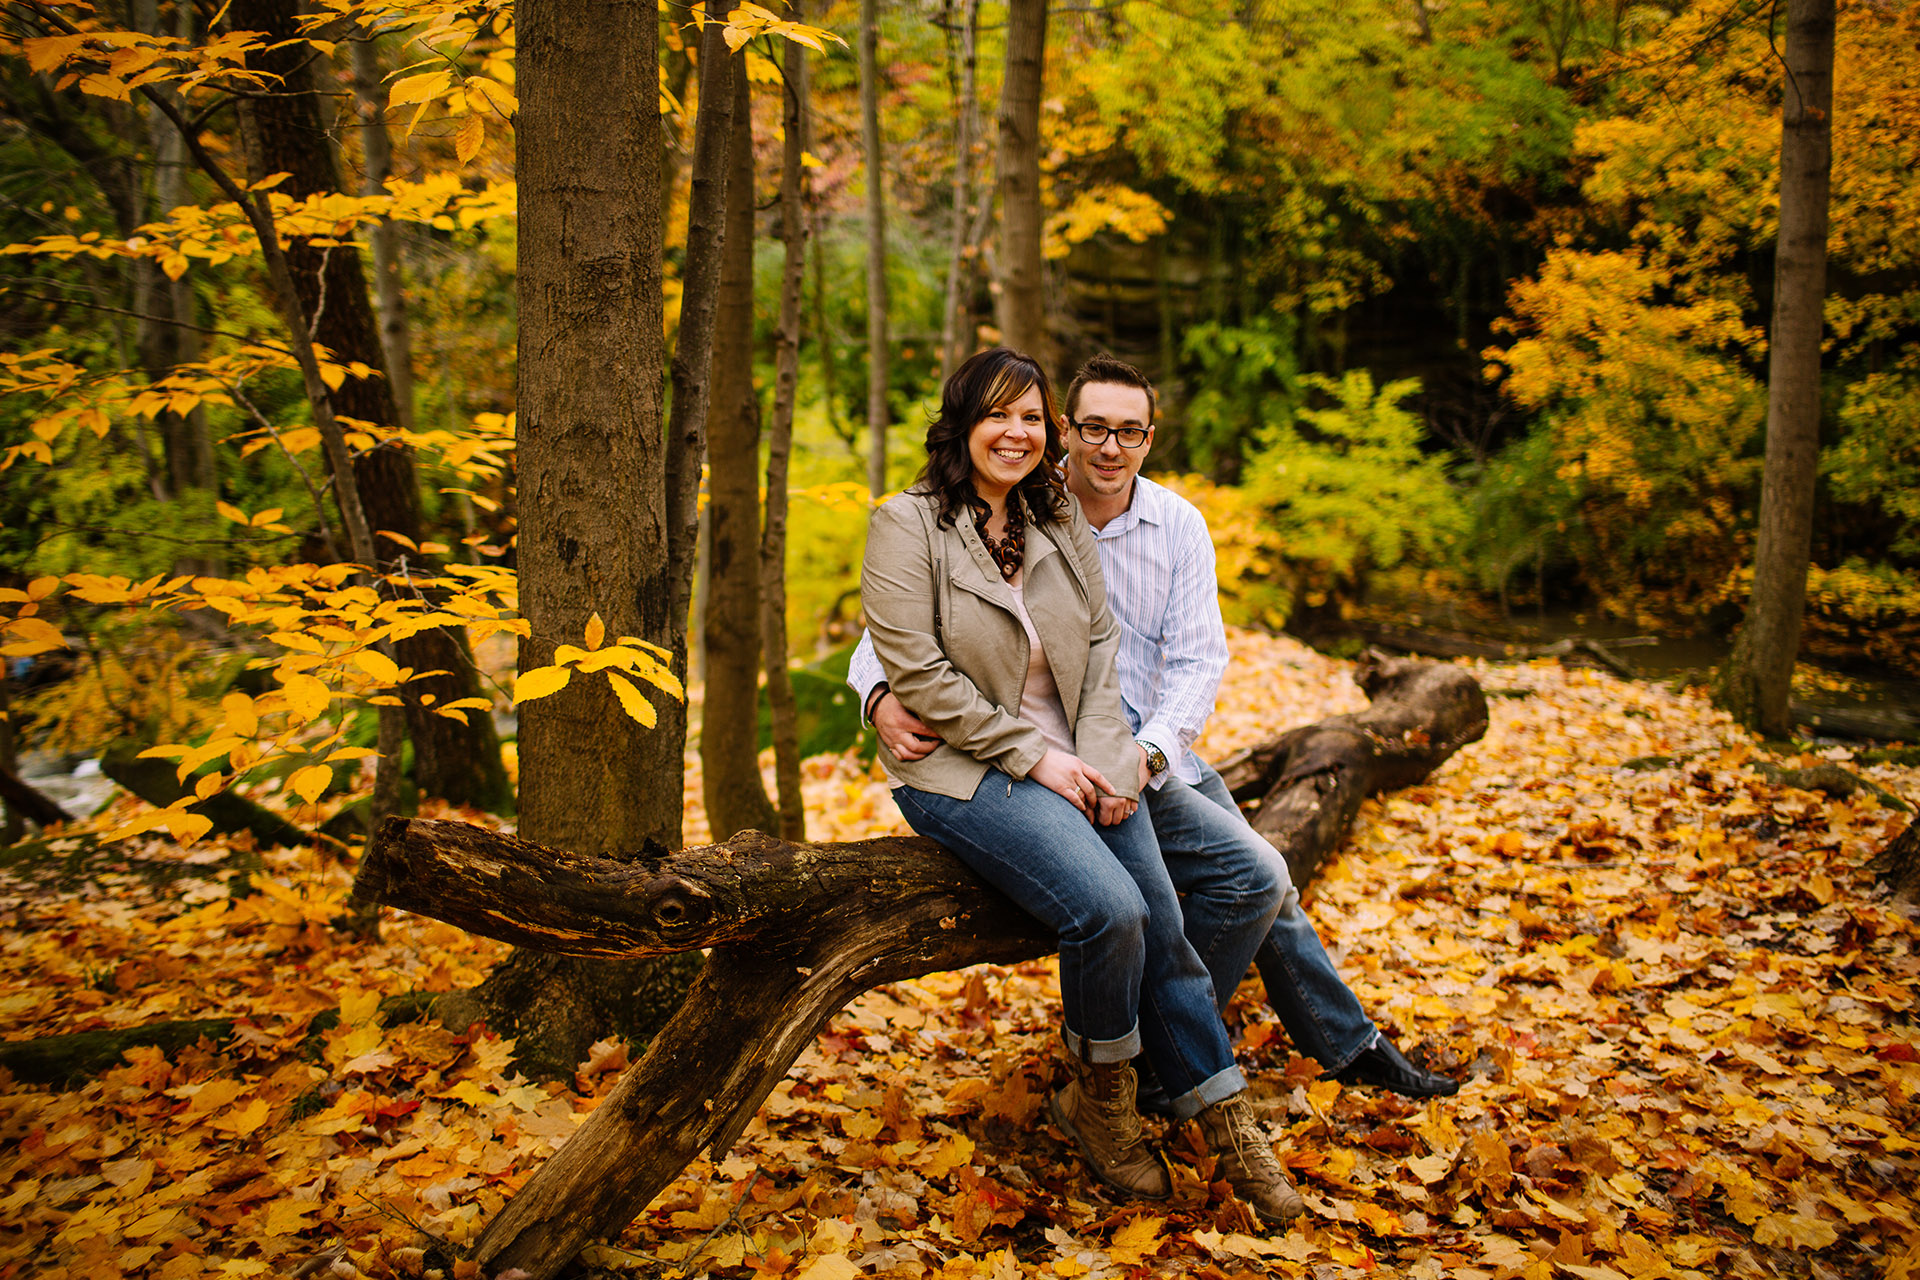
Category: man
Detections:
[{"x1": 849, "y1": 354, "x2": 1457, "y2": 1108}]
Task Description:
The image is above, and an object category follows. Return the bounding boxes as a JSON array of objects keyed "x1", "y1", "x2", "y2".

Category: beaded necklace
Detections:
[{"x1": 969, "y1": 493, "x2": 1025, "y2": 582}]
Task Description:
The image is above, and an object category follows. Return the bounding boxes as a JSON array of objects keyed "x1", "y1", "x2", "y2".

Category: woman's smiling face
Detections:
[{"x1": 967, "y1": 384, "x2": 1047, "y2": 505}]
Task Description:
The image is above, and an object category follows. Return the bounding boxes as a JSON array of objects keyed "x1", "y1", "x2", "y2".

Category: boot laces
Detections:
[{"x1": 1212, "y1": 1096, "x2": 1286, "y2": 1179}]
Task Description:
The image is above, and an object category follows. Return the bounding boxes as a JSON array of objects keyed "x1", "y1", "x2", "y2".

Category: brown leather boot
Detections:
[
  {"x1": 1197, "y1": 1093, "x2": 1306, "y2": 1223},
  {"x1": 1049, "y1": 1056, "x2": 1171, "y2": 1199}
]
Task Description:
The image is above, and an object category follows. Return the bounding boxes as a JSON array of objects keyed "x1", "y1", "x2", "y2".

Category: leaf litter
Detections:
[{"x1": 1, "y1": 631, "x2": 1916, "y2": 1279}]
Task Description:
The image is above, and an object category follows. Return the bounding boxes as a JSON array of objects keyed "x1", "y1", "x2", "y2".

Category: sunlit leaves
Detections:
[{"x1": 514, "y1": 615, "x2": 683, "y2": 726}]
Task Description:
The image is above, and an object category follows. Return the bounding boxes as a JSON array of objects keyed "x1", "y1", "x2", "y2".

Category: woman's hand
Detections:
[
  {"x1": 1030, "y1": 749, "x2": 1130, "y2": 824},
  {"x1": 1094, "y1": 794, "x2": 1137, "y2": 827}
]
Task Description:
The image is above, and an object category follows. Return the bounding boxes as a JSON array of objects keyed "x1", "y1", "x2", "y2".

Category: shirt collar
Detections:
[{"x1": 1094, "y1": 474, "x2": 1168, "y2": 538}]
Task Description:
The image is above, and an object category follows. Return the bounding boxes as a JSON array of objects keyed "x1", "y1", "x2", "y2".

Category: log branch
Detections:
[
  {"x1": 1215, "y1": 652, "x2": 1489, "y2": 886},
  {"x1": 353, "y1": 656, "x2": 1486, "y2": 1278}
]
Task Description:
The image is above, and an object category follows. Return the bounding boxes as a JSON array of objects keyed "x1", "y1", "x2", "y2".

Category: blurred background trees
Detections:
[{"x1": 1, "y1": 0, "x2": 1915, "y2": 852}]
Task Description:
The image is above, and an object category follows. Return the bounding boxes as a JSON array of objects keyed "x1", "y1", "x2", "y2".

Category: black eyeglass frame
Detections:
[{"x1": 1069, "y1": 419, "x2": 1152, "y2": 449}]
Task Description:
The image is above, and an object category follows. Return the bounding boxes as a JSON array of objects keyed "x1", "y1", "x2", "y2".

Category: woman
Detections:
[{"x1": 860, "y1": 348, "x2": 1302, "y2": 1219}]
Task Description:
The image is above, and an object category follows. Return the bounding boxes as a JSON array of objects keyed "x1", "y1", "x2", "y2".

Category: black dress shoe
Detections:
[{"x1": 1331, "y1": 1037, "x2": 1460, "y2": 1097}]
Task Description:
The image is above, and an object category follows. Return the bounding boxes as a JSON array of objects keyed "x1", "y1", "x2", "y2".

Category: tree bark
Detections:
[
  {"x1": 0, "y1": 761, "x2": 70, "y2": 830},
  {"x1": 666, "y1": 0, "x2": 740, "y2": 692},
  {"x1": 1713, "y1": 0, "x2": 1835, "y2": 738},
  {"x1": 994, "y1": 0, "x2": 1048, "y2": 364},
  {"x1": 236, "y1": 0, "x2": 508, "y2": 811},
  {"x1": 349, "y1": 29, "x2": 417, "y2": 436},
  {"x1": 354, "y1": 658, "x2": 1482, "y2": 1277},
  {"x1": 940, "y1": 0, "x2": 982, "y2": 381},
  {"x1": 469, "y1": 0, "x2": 704, "y2": 1081},
  {"x1": 703, "y1": 71, "x2": 779, "y2": 839},
  {"x1": 762, "y1": 28, "x2": 812, "y2": 842},
  {"x1": 859, "y1": 0, "x2": 891, "y2": 499}
]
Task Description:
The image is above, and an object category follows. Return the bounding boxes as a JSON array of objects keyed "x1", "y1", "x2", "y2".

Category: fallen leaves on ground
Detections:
[{"x1": 1, "y1": 630, "x2": 1916, "y2": 1279}]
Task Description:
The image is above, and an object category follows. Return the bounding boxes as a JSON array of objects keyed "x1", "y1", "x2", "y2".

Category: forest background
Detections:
[{"x1": 0, "y1": 0, "x2": 1918, "y2": 1276}]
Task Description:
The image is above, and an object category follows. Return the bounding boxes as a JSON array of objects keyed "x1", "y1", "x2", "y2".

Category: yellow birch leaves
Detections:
[{"x1": 513, "y1": 612, "x2": 684, "y2": 729}]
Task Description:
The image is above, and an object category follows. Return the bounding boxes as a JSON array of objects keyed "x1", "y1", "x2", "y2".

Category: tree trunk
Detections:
[
  {"x1": 859, "y1": 0, "x2": 891, "y2": 499},
  {"x1": 665, "y1": 0, "x2": 740, "y2": 693},
  {"x1": 1713, "y1": 0, "x2": 1835, "y2": 738},
  {"x1": 994, "y1": 0, "x2": 1048, "y2": 364},
  {"x1": 458, "y1": 0, "x2": 704, "y2": 1081},
  {"x1": 350, "y1": 29, "x2": 418, "y2": 436},
  {"x1": 940, "y1": 0, "x2": 982, "y2": 381},
  {"x1": 236, "y1": 0, "x2": 508, "y2": 811},
  {"x1": 703, "y1": 71, "x2": 779, "y2": 839},
  {"x1": 354, "y1": 658, "x2": 1483, "y2": 1277},
  {"x1": 762, "y1": 28, "x2": 812, "y2": 842}
]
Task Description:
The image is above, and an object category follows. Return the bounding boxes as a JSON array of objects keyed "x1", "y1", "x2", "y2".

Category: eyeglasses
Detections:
[{"x1": 1070, "y1": 420, "x2": 1151, "y2": 449}]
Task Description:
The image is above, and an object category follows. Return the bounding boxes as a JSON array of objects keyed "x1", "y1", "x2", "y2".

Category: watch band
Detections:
[{"x1": 1139, "y1": 740, "x2": 1170, "y2": 777}]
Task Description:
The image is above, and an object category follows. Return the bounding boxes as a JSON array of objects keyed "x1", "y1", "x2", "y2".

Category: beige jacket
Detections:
[{"x1": 860, "y1": 489, "x2": 1140, "y2": 801}]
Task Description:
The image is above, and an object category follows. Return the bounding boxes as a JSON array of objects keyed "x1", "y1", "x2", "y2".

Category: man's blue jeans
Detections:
[
  {"x1": 1147, "y1": 760, "x2": 1379, "y2": 1072},
  {"x1": 894, "y1": 773, "x2": 1244, "y2": 1119}
]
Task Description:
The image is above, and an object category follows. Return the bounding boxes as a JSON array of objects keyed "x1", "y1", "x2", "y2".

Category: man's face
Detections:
[{"x1": 1065, "y1": 382, "x2": 1154, "y2": 500}]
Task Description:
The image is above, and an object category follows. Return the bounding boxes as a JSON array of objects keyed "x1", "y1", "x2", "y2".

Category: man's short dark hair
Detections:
[{"x1": 1065, "y1": 353, "x2": 1157, "y2": 425}]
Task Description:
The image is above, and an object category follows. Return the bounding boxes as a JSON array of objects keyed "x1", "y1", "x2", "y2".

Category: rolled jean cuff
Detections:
[
  {"x1": 1166, "y1": 1064, "x2": 1245, "y2": 1121},
  {"x1": 1063, "y1": 1023, "x2": 1142, "y2": 1064}
]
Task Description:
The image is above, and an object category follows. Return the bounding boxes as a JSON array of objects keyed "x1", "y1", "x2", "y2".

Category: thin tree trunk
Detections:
[
  {"x1": 812, "y1": 209, "x2": 847, "y2": 448},
  {"x1": 703, "y1": 71, "x2": 778, "y2": 839},
  {"x1": 350, "y1": 29, "x2": 417, "y2": 435},
  {"x1": 994, "y1": 0, "x2": 1048, "y2": 363},
  {"x1": 939, "y1": 0, "x2": 981, "y2": 381},
  {"x1": 763, "y1": 26, "x2": 811, "y2": 842},
  {"x1": 1714, "y1": 0, "x2": 1835, "y2": 738},
  {"x1": 448, "y1": 0, "x2": 704, "y2": 1081},
  {"x1": 859, "y1": 0, "x2": 890, "y2": 498},
  {"x1": 666, "y1": 0, "x2": 740, "y2": 692},
  {"x1": 236, "y1": 0, "x2": 508, "y2": 811}
]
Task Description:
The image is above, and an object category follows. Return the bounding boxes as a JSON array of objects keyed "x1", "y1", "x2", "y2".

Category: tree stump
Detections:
[{"x1": 352, "y1": 655, "x2": 1485, "y2": 1279}]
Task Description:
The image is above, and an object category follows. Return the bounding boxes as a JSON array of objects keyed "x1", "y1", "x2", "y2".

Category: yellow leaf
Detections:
[
  {"x1": 216, "y1": 500, "x2": 249, "y2": 524},
  {"x1": 162, "y1": 810, "x2": 214, "y2": 848},
  {"x1": 793, "y1": 1256, "x2": 860, "y2": 1280},
  {"x1": 386, "y1": 69, "x2": 451, "y2": 107},
  {"x1": 1752, "y1": 1212, "x2": 1839, "y2": 1250},
  {"x1": 193, "y1": 772, "x2": 225, "y2": 801},
  {"x1": 1108, "y1": 1216, "x2": 1165, "y2": 1267},
  {"x1": 250, "y1": 507, "x2": 284, "y2": 527},
  {"x1": 222, "y1": 691, "x2": 259, "y2": 738},
  {"x1": 2, "y1": 617, "x2": 63, "y2": 649},
  {"x1": 210, "y1": 1096, "x2": 271, "y2": 1137},
  {"x1": 584, "y1": 612, "x2": 605, "y2": 650},
  {"x1": 377, "y1": 528, "x2": 420, "y2": 552},
  {"x1": 606, "y1": 670, "x2": 657, "y2": 727},
  {"x1": 289, "y1": 764, "x2": 333, "y2": 804},
  {"x1": 280, "y1": 672, "x2": 332, "y2": 723},
  {"x1": 325, "y1": 747, "x2": 379, "y2": 763},
  {"x1": 352, "y1": 648, "x2": 402, "y2": 684},
  {"x1": 514, "y1": 664, "x2": 572, "y2": 703},
  {"x1": 456, "y1": 112, "x2": 485, "y2": 164}
]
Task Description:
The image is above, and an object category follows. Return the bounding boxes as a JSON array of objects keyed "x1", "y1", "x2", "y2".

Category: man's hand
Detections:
[
  {"x1": 1137, "y1": 743, "x2": 1154, "y2": 792},
  {"x1": 1030, "y1": 749, "x2": 1130, "y2": 825},
  {"x1": 873, "y1": 691, "x2": 941, "y2": 761}
]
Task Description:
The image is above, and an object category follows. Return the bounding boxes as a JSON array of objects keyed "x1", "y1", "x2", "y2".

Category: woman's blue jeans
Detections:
[
  {"x1": 1148, "y1": 759, "x2": 1379, "y2": 1071},
  {"x1": 894, "y1": 773, "x2": 1244, "y2": 1119}
]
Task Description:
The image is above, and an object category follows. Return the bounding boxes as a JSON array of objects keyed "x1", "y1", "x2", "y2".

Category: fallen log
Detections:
[
  {"x1": 352, "y1": 656, "x2": 1485, "y2": 1279},
  {"x1": 0, "y1": 762, "x2": 71, "y2": 830},
  {"x1": 1215, "y1": 652, "x2": 1490, "y2": 887}
]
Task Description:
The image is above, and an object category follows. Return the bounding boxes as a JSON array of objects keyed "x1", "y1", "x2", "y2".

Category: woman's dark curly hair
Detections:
[{"x1": 916, "y1": 347, "x2": 1069, "y2": 528}]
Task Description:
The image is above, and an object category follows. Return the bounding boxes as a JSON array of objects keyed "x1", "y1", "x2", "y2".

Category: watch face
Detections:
[{"x1": 1146, "y1": 745, "x2": 1169, "y2": 775}]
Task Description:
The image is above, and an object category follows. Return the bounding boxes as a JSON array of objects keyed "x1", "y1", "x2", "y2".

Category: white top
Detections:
[{"x1": 852, "y1": 474, "x2": 1229, "y2": 788}]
